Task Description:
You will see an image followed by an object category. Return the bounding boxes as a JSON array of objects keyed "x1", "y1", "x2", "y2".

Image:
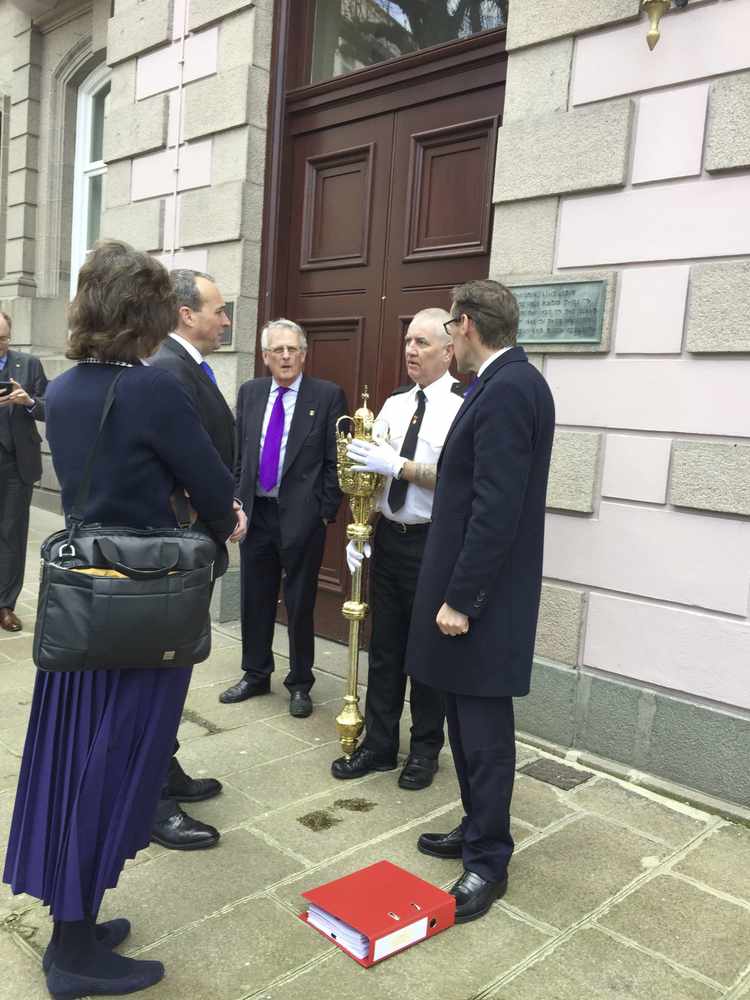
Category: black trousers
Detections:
[
  {"x1": 153, "y1": 740, "x2": 182, "y2": 821},
  {"x1": 362, "y1": 519, "x2": 445, "y2": 760},
  {"x1": 444, "y1": 692, "x2": 516, "y2": 882},
  {"x1": 0, "y1": 448, "x2": 32, "y2": 610},
  {"x1": 240, "y1": 498, "x2": 325, "y2": 694}
]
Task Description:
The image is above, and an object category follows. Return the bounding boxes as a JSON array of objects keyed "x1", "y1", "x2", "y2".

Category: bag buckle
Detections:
[{"x1": 58, "y1": 543, "x2": 77, "y2": 559}]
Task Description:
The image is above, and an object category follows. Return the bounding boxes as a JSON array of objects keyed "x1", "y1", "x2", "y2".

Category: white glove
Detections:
[
  {"x1": 346, "y1": 539, "x2": 372, "y2": 574},
  {"x1": 347, "y1": 439, "x2": 405, "y2": 478}
]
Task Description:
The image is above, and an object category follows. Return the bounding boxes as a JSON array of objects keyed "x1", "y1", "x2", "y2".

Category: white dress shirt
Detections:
[
  {"x1": 169, "y1": 332, "x2": 203, "y2": 365},
  {"x1": 477, "y1": 345, "x2": 513, "y2": 377},
  {"x1": 256, "y1": 373, "x2": 302, "y2": 498},
  {"x1": 375, "y1": 370, "x2": 463, "y2": 525}
]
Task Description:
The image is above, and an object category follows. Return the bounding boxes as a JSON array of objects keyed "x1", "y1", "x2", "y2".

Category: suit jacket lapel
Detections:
[
  {"x1": 245, "y1": 378, "x2": 271, "y2": 481},
  {"x1": 281, "y1": 376, "x2": 314, "y2": 478},
  {"x1": 440, "y1": 346, "x2": 528, "y2": 456}
]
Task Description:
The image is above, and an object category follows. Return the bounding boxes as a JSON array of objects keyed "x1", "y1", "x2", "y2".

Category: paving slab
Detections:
[
  {"x1": 570, "y1": 778, "x2": 710, "y2": 847},
  {"x1": 0, "y1": 656, "x2": 36, "y2": 690},
  {"x1": 507, "y1": 814, "x2": 669, "y2": 929},
  {"x1": 271, "y1": 805, "x2": 468, "y2": 910},
  {"x1": 140, "y1": 897, "x2": 332, "y2": 1000},
  {"x1": 0, "y1": 934, "x2": 50, "y2": 1000},
  {"x1": 0, "y1": 746, "x2": 20, "y2": 794},
  {"x1": 171, "y1": 721, "x2": 312, "y2": 778},
  {"x1": 250, "y1": 765, "x2": 462, "y2": 865},
  {"x1": 599, "y1": 873, "x2": 750, "y2": 987},
  {"x1": 228, "y1": 744, "x2": 372, "y2": 811},
  {"x1": 488, "y1": 926, "x2": 720, "y2": 1000},
  {"x1": 100, "y1": 829, "x2": 303, "y2": 951},
  {"x1": 265, "y1": 906, "x2": 549, "y2": 1000},
  {"x1": 262, "y1": 696, "x2": 350, "y2": 748},
  {"x1": 184, "y1": 680, "x2": 301, "y2": 731},
  {"x1": 186, "y1": 782, "x2": 263, "y2": 831},
  {"x1": 188, "y1": 644, "x2": 244, "y2": 689},
  {"x1": 0, "y1": 789, "x2": 15, "y2": 849},
  {"x1": 509, "y1": 773, "x2": 576, "y2": 830},
  {"x1": 0, "y1": 634, "x2": 35, "y2": 661},
  {"x1": 175, "y1": 718, "x2": 210, "y2": 743},
  {"x1": 675, "y1": 823, "x2": 750, "y2": 903}
]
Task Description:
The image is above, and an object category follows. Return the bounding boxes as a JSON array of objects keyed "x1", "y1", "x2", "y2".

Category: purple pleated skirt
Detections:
[{"x1": 2, "y1": 664, "x2": 192, "y2": 921}]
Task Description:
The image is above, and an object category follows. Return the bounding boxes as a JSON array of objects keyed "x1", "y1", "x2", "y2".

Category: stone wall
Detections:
[
  {"x1": 498, "y1": 0, "x2": 750, "y2": 807},
  {"x1": 100, "y1": 0, "x2": 272, "y2": 409}
]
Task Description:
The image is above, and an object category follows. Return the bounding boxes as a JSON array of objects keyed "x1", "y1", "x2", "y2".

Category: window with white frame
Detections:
[{"x1": 70, "y1": 63, "x2": 111, "y2": 297}]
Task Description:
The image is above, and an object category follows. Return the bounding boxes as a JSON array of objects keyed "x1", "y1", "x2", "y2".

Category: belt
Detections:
[
  {"x1": 254, "y1": 495, "x2": 278, "y2": 503},
  {"x1": 381, "y1": 518, "x2": 431, "y2": 535}
]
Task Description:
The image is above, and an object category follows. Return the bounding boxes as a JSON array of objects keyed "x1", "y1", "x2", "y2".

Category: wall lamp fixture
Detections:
[{"x1": 642, "y1": 0, "x2": 691, "y2": 50}]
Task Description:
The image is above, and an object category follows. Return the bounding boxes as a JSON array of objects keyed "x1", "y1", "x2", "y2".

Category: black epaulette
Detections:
[{"x1": 388, "y1": 383, "x2": 414, "y2": 397}]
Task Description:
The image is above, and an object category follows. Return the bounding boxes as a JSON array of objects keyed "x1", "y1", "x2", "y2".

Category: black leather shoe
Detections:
[
  {"x1": 331, "y1": 746, "x2": 398, "y2": 780},
  {"x1": 219, "y1": 675, "x2": 271, "y2": 704},
  {"x1": 165, "y1": 757, "x2": 222, "y2": 803},
  {"x1": 398, "y1": 754, "x2": 438, "y2": 790},
  {"x1": 289, "y1": 691, "x2": 313, "y2": 718},
  {"x1": 150, "y1": 807, "x2": 220, "y2": 850},
  {"x1": 450, "y1": 870, "x2": 508, "y2": 923},
  {"x1": 43, "y1": 919, "x2": 131, "y2": 974},
  {"x1": 417, "y1": 826, "x2": 464, "y2": 859},
  {"x1": 46, "y1": 955, "x2": 164, "y2": 1000}
]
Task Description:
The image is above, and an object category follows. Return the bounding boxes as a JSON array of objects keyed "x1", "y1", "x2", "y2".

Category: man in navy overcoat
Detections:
[{"x1": 406, "y1": 279, "x2": 555, "y2": 923}]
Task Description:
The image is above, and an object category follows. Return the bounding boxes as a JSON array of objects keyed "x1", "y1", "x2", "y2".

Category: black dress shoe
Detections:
[
  {"x1": 289, "y1": 691, "x2": 313, "y2": 718},
  {"x1": 331, "y1": 746, "x2": 398, "y2": 780},
  {"x1": 150, "y1": 807, "x2": 220, "y2": 850},
  {"x1": 449, "y1": 870, "x2": 507, "y2": 923},
  {"x1": 398, "y1": 754, "x2": 438, "y2": 790},
  {"x1": 219, "y1": 675, "x2": 271, "y2": 704},
  {"x1": 417, "y1": 826, "x2": 464, "y2": 859},
  {"x1": 43, "y1": 919, "x2": 131, "y2": 973},
  {"x1": 165, "y1": 757, "x2": 222, "y2": 803}
]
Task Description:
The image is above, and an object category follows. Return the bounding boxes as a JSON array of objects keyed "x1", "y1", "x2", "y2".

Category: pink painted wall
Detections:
[{"x1": 541, "y1": 0, "x2": 750, "y2": 714}]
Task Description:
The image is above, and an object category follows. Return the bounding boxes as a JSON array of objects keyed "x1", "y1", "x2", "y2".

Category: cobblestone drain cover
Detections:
[{"x1": 519, "y1": 757, "x2": 593, "y2": 790}]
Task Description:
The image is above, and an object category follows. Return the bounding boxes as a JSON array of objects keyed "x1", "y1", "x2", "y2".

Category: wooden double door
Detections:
[{"x1": 267, "y1": 34, "x2": 507, "y2": 641}]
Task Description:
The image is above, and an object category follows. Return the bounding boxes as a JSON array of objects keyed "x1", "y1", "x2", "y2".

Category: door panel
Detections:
[{"x1": 280, "y1": 64, "x2": 503, "y2": 642}]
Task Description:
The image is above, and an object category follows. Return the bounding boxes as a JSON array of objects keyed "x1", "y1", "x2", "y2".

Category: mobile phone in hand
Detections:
[{"x1": 0, "y1": 381, "x2": 13, "y2": 398}]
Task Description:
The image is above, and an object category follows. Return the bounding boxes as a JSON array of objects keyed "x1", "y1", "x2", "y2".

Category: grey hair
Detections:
[
  {"x1": 170, "y1": 269, "x2": 214, "y2": 313},
  {"x1": 409, "y1": 307, "x2": 452, "y2": 345},
  {"x1": 261, "y1": 318, "x2": 308, "y2": 352},
  {"x1": 0, "y1": 310, "x2": 11, "y2": 333}
]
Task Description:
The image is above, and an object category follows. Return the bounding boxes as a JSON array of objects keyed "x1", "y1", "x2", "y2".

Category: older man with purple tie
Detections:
[{"x1": 220, "y1": 319, "x2": 347, "y2": 717}]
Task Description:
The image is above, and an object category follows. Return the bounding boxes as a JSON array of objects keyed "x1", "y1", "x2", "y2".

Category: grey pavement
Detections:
[{"x1": 1, "y1": 508, "x2": 750, "y2": 999}]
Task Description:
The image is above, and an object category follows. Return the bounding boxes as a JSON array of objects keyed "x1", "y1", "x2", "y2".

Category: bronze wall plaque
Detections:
[{"x1": 511, "y1": 280, "x2": 606, "y2": 345}]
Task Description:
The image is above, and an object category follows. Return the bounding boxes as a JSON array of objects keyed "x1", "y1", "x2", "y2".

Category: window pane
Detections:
[
  {"x1": 311, "y1": 0, "x2": 506, "y2": 83},
  {"x1": 86, "y1": 174, "x2": 104, "y2": 250},
  {"x1": 89, "y1": 82, "x2": 111, "y2": 163}
]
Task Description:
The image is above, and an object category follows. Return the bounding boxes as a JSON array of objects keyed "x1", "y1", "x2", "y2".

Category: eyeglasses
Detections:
[
  {"x1": 267, "y1": 346, "x2": 301, "y2": 357},
  {"x1": 443, "y1": 316, "x2": 463, "y2": 337}
]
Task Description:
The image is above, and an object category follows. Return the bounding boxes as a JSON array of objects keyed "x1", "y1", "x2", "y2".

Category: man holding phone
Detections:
[{"x1": 0, "y1": 311, "x2": 48, "y2": 632}]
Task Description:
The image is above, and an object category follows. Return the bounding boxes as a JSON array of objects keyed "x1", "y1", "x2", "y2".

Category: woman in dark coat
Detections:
[{"x1": 2, "y1": 241, "x2": 237, "y2": 999}]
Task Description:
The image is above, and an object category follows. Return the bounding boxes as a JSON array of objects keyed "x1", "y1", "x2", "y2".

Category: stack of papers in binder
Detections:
[
  {"x1": 300, "y1": 860, "x2": 456, "y2": 967},
  {"x1": 306, "y1": 904, "x2": 370, "y2": 960}
]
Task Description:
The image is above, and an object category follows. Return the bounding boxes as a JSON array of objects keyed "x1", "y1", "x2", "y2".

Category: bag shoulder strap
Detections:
[{"x1": 68, "y1": 369, "x2": 127, "y2": 528}]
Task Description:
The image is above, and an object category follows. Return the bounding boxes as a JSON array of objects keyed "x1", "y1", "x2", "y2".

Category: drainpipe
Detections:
[{"x1": 166, "y1": 0, "x2": 189, "y2": 262}]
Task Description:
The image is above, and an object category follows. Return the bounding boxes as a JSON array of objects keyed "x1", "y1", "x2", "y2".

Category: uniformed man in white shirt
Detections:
[{"x1": 331, "y1": 308, "x2": 464, "y2": 790}]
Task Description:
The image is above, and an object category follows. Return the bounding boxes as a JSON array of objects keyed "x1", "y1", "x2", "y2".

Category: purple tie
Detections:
[
  {"x1": 258, "y1": 386, "x2": 289, "y2": 491},
  {"x1": 463, "y1": 377, "x2": 479, "y2": 399}
]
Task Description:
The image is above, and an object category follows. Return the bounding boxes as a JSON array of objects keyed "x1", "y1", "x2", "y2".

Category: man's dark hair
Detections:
[
  {"x1": 0, "y1": 310, "x2": 12, "y2": 333},
  {"x1": 67, "y1": 240, "x2": 177, "y2": 363},
  {"x1": 170, "y1": 269, "x2": 214, "y2": 314},
  {"x1": 451, "y1": 279, "x2": 519, "y2": 350}
]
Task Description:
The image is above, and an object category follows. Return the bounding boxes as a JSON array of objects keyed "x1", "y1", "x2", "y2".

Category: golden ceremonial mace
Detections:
[{"x1": 334, "y1": 387, "x2": 383, "y2": 758}]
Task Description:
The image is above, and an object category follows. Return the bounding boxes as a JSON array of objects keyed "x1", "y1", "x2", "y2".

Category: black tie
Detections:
[{"x1": 387, "y1": 389, "x2": 426, "y2": 513}]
